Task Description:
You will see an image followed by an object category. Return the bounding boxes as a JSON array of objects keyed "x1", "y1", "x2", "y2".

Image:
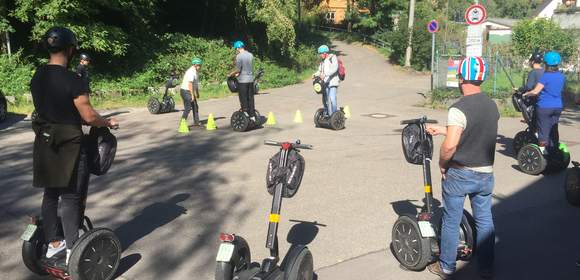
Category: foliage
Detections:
[
  {"x1": 512, "y1": 18, "x2": 576, "y2": 59},
  {"x1": 0, "y1": 51, "x2": 34, "y2": 98},
  {"x1": 242, "y1": 0, "x2": 297, "y2": 54}
]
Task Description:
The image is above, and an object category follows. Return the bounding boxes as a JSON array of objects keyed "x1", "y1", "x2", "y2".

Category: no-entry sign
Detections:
[
  {"x1": 427, "y1": 20, "x2": 439, "y2": 33},
  {"x1": 465, "y1": 4, "x2": 487, "y2": 25}
]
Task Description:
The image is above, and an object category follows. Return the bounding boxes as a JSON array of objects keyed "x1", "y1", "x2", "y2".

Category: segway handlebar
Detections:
[
  {"x1": 400, "y1": 116, "x2": 438, "y2": 125},
  {"x1": 264, "y1": 140, "x2": 313, "y2": 150}
]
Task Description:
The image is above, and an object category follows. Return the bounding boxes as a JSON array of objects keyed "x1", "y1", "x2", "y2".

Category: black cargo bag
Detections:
[
  {"x1": 86, "y1": 127, "x2": 117, "y2": 176},
  {"x1": 266, "y1": 149, "x2": 305, "y2": 198},
  {"x1": 402, "y1": 123, "x2": 433, "y2": 165}
]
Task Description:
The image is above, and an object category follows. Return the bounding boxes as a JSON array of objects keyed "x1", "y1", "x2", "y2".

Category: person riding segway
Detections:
[
  {"x1": 517, "y1": 51, "x2": 570, "y2": 175},
  {"x1": 313, "y1": 45, "x2": 345, "y2": 130},
  {"x1": 228, "y1": 40, "x2": 262, "y2": 132},
  {"x1": 21, "y1": 27, "x2": 121, "y2": 280}
]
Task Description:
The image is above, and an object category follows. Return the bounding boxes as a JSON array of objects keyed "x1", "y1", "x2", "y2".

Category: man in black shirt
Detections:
[
  {"x1": 75, "y1": 53, "x2": 91, "y2": 93},
  {"x1": 31, "y1": 27, "x2": 117, "y2": 264}
]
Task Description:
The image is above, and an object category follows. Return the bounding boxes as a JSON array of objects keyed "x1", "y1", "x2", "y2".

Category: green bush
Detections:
[
  {"x1": 512, "y1": 18, "x2": 576, "y2": 58},
  {"x1": 0, "y1": 51, "x2": 35, "y2": 98}
]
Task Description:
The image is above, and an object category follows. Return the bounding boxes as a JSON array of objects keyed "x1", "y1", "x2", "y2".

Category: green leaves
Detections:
[{"x1": 512, "y1": 18, "x2": 575, "y2": 59}]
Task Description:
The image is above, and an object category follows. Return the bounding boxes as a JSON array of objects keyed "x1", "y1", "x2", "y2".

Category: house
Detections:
[
  {"x1": 533, "y1": 0, "x2": 561, "y2": 19},
  {"x1": 482, "y1": 18, "x2": 519, "y2": 44},
  {"x1": 319, "y1": 0, "x2": 368, "y2": 24}
]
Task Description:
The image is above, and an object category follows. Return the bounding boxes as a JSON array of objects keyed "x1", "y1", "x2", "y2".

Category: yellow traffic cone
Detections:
[
  {"x1": 178, "y1": 118, "x2": 189, "y2": 133},
  {"x1": 266, "y1": 112, "x2": 277, "y2": 126},
  {"x1": 293, "y1": 110, "x2": 303, "y2": 123},
  {"x1": 206, "y1": 113, "x2": 217, "y2": 131},
  {"x1": 343, "y1": 105, "x2": 352, "y2": 119}
]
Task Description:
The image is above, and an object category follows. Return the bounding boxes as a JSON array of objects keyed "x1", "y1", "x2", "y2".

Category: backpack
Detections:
[
  {"x1": 266, "y1": 149, "x2": 305, "y2": 198},
  {"x1": 331, "y1": 55, "x2": 346, "y2": 81}
]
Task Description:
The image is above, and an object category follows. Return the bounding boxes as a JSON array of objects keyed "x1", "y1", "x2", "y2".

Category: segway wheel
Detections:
[
  {"x1": 330, "y1": 111, "x2": 345, "y2": 130},
  {"x1": 456, "y1": 211, "x2": 476, "y2": 261},
  {"x1": 283, "y1": 246, "x2": 313, "y2": 280},
  {"x1": 68, "y1": 228, "x2": 121, "y2": 280},
  {"x1": 391, "y1": 215, "x2": 431, "y2": 271},
  {"x1": 31, "y1": 110, "x2": 39, "y2": 122},
  {"x1": 215, "y1": 237, "x2": 252, "y2": 280},
  {"x1": 253, "y1": 110, "x2": 263, "y2": 127},
  {"x1": 513, "y1": 131, "x2": 537, "y2": 155},
  {"x1": 167, "y1": 96, "x2": 175, "y2": 112},
  {"x1": 314, "y1": 109, "x2": 325, "y2": 128},
  {"x1": 0, "y1": 98, "x2": 7, "y2": 122},
  {"x1": 147, "y1": 97, "x2": 161, "y2": 114},
  {"x1": 517, "y1": 144, "x2": 547, "y2": 175},
  {"x1": 231, "y1": 111, "x2": 250, "y2": 132},
  {"x1": 565, "y1": 163, "x2": 580, "y2": 207},
  {"x1": 22, "y1": 233, "x2": 49, "y2": 275}
]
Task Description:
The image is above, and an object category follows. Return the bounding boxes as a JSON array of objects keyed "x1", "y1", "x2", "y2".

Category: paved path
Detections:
[{"x1": 1, "y1": 41, "x2": 580, "y2": 280}]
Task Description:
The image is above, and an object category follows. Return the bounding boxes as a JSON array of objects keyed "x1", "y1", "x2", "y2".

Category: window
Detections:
[{"x1": 326, "y1": 11, "x2": 335, "y2": 21}]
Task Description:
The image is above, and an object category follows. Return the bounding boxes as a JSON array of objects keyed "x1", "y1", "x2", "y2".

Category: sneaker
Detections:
[
  {"x1": 427, "y1": 262, "x2": 454, "y2": 280},
  {"x1": 539, "y1": 146, "x2": 548, "y2": 155},
  {"x1": 46, "y1": 240, "x2": 66, "y2": 258}
]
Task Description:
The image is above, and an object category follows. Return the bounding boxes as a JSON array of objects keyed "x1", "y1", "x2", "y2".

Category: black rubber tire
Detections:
[
  {"x1": 68, "y1": 228, "x2": 121, "y2": 280},
  {"x1": 0, "y1": 97, "x2": 7, "y2": 122},
  {"x1": 283, "y1": 246, "x2": 314, "y2": 280},
  {"x1": 147, "y1": 97, "x2": 161, "y2": 114},
  {"x1": 252, "y1": 110, "x2": 262, "y2": 127},
  {"x1": 456, "y1": 211, "x2": 476, "y2": 261},
  {"x1": 330, "y1": 111, "x2": 345, "y2": 130},
  {"x1": 231, "y1": 111, "x2": 249, "y2": 132},
  {"x1": 314, "y1": 109, "x2": 325, "y2": 128},
  {"x1": 565, "y1": 165, "x2": 580, "y2": 207},
  {"x1": 31, "y1": 110, "x2": 39, "y2": 122},
  {"x1": 391, "y1": 215, "x2": 432, "y2": 271},
  {"x1": 215, "y1": 237, "x2": 252, "y2": 280},
  {"x1": 517, "y1": 144, "x2": 547, "y2": 175},
  {"x1": 513, "y1": 131, "x2": 537, "y2": 155},
  {"x1": 167, "y1": 96, "x2": 175, "y2": 112},
  {"x1": 21, "y1": 227, "x2": 49, "y2": 276}
]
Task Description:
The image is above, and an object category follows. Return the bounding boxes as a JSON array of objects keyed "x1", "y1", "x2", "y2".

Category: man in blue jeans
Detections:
[
  {"x1": 426, "y1": 56, "x2": 499, "y2": 279},
  {"x1": 313, "y1": 45, "x2": 340, "y2": 116}
]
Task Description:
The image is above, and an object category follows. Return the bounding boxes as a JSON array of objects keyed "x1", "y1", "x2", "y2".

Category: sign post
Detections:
[
  {"x1": 428, "y1": 19, "x2": 439, "y2": 92},
  {"x1": 464, "y1": 4, "x2": 487, "y2": 57}
]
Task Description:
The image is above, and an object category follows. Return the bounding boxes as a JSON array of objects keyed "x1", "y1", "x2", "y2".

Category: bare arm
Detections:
[
  {"x1": 73, "y1": 95, "x2": 116, "y2": 127},
  {"x1": 439, "y1": 125, "x2": 463, "y2": 175},
  {"x1": 524, "y1": 82, "x2": 544, "y2": 96}
]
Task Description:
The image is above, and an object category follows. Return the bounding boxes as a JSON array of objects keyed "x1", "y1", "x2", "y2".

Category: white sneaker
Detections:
[
  {"x1": 540, "y1": 146, "x2": 548, "y2": 155},
  {"x1": 66, "y1": 249, "x2": 72, "y2": 265},
  {"x1": 46, "y1": 240, "x2": 66, "y2": 258}
]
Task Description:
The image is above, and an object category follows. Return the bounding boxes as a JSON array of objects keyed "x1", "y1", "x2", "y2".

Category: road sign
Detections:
[
  {"x1": 427, "y1": 20, "x2": 439, "y2": 33},
  {"x1": 465, "y1": 24, "x2": 484, "y2": 56},
  {"x1": 465, "y1": 4, "x2": 487, "y2": 25}
]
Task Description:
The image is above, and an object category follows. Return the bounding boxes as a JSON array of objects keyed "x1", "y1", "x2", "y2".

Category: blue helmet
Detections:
[
  {"x1": 543, "y1": 51, "x2": 561, "y2": 66},
  {"x1": 317, "y1": 45, "x2": 329, "y2": 54},
  {"x1": 233, "y1": 41, "x2": 245, "y2": 49}
]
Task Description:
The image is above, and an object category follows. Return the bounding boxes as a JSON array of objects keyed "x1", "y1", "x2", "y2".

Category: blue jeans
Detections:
[
  {"x1": 440, "y1": 167, "x2": 495, "y2": 274},
  {"x1": 536, "y1": 107, "x2": 561, "y2": 150},
  {"x1": 324, "y1": 86, "x2": 338, "y2": 116}
]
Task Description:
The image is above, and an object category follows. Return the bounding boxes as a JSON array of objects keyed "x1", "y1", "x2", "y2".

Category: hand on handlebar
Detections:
[
  {"x1": 426, "y1": 124, "x2": 446, "y2": 136},
  {"x1": 107, "y1": 118, "x2": 119, "y2": 129}
]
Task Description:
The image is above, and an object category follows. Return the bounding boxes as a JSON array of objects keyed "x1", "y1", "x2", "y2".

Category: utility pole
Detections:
[{"x1": 404, "y1": 0, "x2": 416, "y2": 67}]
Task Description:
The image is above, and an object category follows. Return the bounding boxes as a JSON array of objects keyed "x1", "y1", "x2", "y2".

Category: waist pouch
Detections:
[
  {"x1": 266, "y1": 149, "x2": 305, "y2": 198},
  {"x1": 85, "y1": 127, "x2": 117, "y2": 176}
]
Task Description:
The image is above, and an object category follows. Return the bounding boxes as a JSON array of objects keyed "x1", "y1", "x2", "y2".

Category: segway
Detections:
[
  {"x1": 391, "y1": 116, "x2": 476, "y2": 271},
  {"x1": 21, "y1": 127, "x2": 122, "y2": 280},
  {"x1": 512, "y1": 89, "x2": 570, "y2": 175},
  {"x1": 231, "y1": 109, "x2": 262, "y2": 132},
  {"x1": 312, "y1": 77, "x2": 345, "y2": 130},
  {"x1": 147, "y1": 73, "x2": 177, "y2": 114},
  {"x1": 215, "y1": 140, "x2": 314, "y2": 280},
  {"x1": 565, "y1": 161, "x2": 580, "y2": 207}
]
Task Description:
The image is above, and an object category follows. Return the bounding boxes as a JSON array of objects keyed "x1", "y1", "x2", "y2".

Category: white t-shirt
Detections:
[
  {"x1": 447, "y1": 107, "x2": 493, "y2": 173},
  {"x1": 180, "y1": 66, "x2": 198, "y2": 91}
]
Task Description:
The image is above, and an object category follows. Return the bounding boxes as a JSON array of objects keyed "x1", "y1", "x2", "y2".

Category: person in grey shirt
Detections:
[
  {"x1": 525, "y1": 51, "x2": 544, "y2": 91},
  {"x1": 228, "y1": 40, "x2": 256, "y2": 120}
]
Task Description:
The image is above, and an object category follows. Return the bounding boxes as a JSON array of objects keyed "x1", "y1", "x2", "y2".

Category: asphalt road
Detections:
[{"x1": 1, "y1": 41, "x2": 580, "y2": 280}]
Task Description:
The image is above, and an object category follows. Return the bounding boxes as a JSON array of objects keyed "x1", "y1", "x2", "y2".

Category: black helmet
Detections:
[
  {"x1": 44, "y1": 27, "x2": 78, "y2": 53},
  {"x1": 79, "y1": 53, "x2": 90, "y2": 61},
  {"x1": 529, "y1": 51, "x2": 543, "y2": 64}
]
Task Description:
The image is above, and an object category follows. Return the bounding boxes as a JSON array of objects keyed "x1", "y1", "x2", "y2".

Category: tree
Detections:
[
  {"x1": 512, "y1": 18, "x2": 576, "y2": 59},
  {"x1": 242, "y1": 0, "x2": 297, "y2": 54}
]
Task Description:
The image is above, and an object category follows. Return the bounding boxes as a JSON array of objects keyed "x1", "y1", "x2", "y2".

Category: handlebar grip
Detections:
[
  {"x1": 294, "y1": 144, "x2": 313, "y2": 150},
  {"x1": 425, "y1": 120, "x2": 438, "y2": 124},
  {"x1": 264, "y1": 140, "x2": 280, "y2": 146},
  {"x1": 400, "y1": 118, "x2": 438, "y2": 125}
]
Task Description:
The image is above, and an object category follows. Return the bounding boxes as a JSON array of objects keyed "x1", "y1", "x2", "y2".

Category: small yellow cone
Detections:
[
  {"x1": 206, "y1": 113, "x2": 217, "y2": 130},
  {"x1": 178, "y1": 118, "x2": 189, "y2": 133},
  {"x1": 266, "y1": 112, "x2": 277, "y2": 125},
  {"x1": 293, "y1": 110, "x2": 303, "y2": 123},
  {"x1": 343, "y1": 105, "x2": 352, "y2": 119}
]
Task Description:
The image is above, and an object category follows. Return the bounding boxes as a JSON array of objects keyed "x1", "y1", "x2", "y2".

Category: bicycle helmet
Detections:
[
  {"x1": 529, "y1": 51, "x2": 543, "y2": 64},
  {"x1": 233, "y1": 40, "x2": 245, "y2": 49},
  {"x1": 192, "y1": 57, "x2": 202, "y2": 65},
  {"x1": 543, "y1": 51, "x2": 561, "y2": 66},
  {"x1": 79, "y1": 53, "x2": 90, "y2": 61},
  {"x1": 317, "y1": 45, "x2": 329, "y2": 54},
  {"x1": 457, "y1": 56, "x2": 487, "y2": 81},
  {"x1": 44, "y1": 27, "x2": 78, "y2": 53}
]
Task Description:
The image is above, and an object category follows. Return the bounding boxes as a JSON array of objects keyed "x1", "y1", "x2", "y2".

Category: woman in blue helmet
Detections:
[{"x1": 524, "y1": 51, "x2": 566, "y2": 154}]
